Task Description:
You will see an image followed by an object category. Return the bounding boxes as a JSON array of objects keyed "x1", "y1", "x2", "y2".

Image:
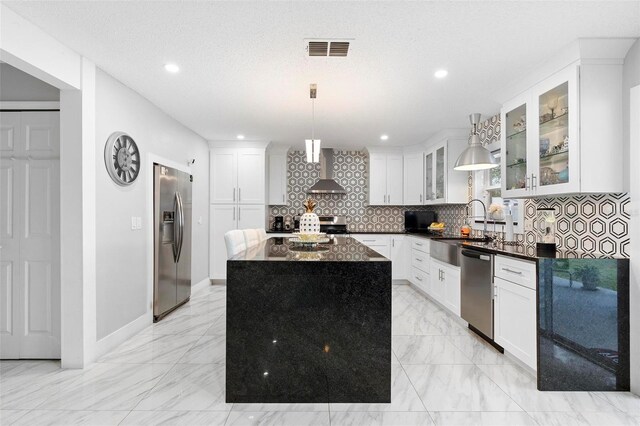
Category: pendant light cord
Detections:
[{"x1": 311, "y1": 98, "x2": 315, "y2": 141}]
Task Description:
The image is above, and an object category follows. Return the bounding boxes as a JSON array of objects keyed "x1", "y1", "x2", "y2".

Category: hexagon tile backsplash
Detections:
[{"x1": 269, "y1": 150, "x2": 629, "y2": 258}]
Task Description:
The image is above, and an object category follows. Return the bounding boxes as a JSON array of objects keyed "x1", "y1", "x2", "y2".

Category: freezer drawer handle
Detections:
[
  {"x1": 415, "y1": 258, "x2": 423, "y2": 262},
  {"x1": 502, "y1": 267, "x2": 522, "y2": 275},
  {"x1": 415, "y1": 275, "x2": 422, "y2": 281},
  {"x1": 461, "y1": 249, "x2": 491, "y2": 261}
]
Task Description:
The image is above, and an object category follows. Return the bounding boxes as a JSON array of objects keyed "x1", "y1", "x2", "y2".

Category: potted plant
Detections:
[{"x1": 574, "y1": 264, "x2": 600, "y2": 291}]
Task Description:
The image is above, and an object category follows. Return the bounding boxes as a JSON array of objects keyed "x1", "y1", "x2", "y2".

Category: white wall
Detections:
[
  {"x1": 0, "y1": 62, "x2": 60, "y2": 101},
  {"x1": 623, "y1": 38, "x2": 640, "y2": 394},
  {"x1": 94, "y1": 69, "x2": 209, "y2": 340}
]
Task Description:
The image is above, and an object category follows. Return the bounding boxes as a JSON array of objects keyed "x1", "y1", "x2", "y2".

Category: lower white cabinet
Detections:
[
  {"x1": 430, "y1": 258, "x2": 461, "y2": 317},
  {"x1": 494, "y1": 275, "x2": 537, "y2": 370},
  {"x1": 351, "y1": 234, "x2": 406, "y2": 280},
  {"x1": 210, "y1": 204, "x2": 266, "y2": 280}
]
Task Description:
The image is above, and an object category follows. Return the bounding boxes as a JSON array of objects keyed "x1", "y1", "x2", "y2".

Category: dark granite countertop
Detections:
[
  {"x1": 230, "y1": 236, "x2": 389, "y2": 262},
  {"x1": 459, "y1": 241, "x2": 628, "y2": 261}
]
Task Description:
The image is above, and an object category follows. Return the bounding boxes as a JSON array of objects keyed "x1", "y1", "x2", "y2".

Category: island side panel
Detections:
[{"x1": 226, "y1": 260, "x2": 391, "y2": 403}]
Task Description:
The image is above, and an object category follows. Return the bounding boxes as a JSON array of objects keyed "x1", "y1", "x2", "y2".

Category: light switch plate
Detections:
[{"x1": 131, "y1": 216, "x2": 137, "y2": 230}]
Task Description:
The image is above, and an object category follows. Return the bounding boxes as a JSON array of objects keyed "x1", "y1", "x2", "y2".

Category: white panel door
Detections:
[
  {"x1": 389, "y1": 236, "x2": 406, "y2": 280},
  {"x1": 0, "y1": 111, "x2": 60, "y2": 359},
  {"x1": 237, "y1": 150, "x2": 265, "y2": 204},
  {"x1": 494, "y1": 276, "x2": 537, "y2": 370},
  {"x1": 368, "y1": 154, "x2": 387, "y2": 205},
  {"x1": 442, "y1": 265, "x2": 461, "y2": 317},
  {"x1": 268, "y1": 153, "x2": 287, "y2": 205},
  {"x1": 237, "y1": 204, "x2": 266, "y2": 230},
  {"x1": 210, "y1": 149, "x2": 237, "y2": 204},
  {"x1": 430, "y1": 260, "x2": 445, "y2": 305},
  {"x1": 210, "y1": 204, "x2": 237, "y2": 280},
  {"x1": 386, "y1": 154, "x2": 403, "y2": 205},
  {"x1": 403, "y1": 152, "x2": 424, "y2": 205}
]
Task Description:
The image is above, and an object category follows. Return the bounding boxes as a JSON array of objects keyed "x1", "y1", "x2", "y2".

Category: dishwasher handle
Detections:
[{"x1": 461, "y1": 249, "x2": 492, "y2": 261}]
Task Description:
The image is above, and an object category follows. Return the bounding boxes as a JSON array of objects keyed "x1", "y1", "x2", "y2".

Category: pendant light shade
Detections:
[{"x1": 454, "y1": 114, "x2": 499, "y2": 171}]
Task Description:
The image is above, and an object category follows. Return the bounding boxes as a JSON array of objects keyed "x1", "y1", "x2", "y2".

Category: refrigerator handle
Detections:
[
  {"x1": 172, "y1": 193, "x2": 179, "y2": 262},
  {"x1": 175, "y1": 192, "x2": 185, "y2": 263}
]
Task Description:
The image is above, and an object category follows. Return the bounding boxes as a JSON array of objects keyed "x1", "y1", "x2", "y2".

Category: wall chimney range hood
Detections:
[{"x1": 307, "y1": 148, "x2": 347, "y2": 194}]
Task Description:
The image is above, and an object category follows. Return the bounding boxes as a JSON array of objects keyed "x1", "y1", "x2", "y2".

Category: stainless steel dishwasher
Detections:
[{"x1": 460, "y1": 248, "x2": 494, "y2": 339}]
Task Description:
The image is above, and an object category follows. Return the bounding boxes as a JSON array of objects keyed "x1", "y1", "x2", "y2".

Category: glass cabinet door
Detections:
[
  {"x1": 435, "y1": 146, "x2": 445, "y2": 200},
  {"x1": 538, "y1": 82, "x2": 569, "y2": 188},
  {"x1": 425, "y1": 151, "x2": 433, "y2": 200},
  {"x1": 504, "y1": 103, "x2": 528, "y2": 191}
]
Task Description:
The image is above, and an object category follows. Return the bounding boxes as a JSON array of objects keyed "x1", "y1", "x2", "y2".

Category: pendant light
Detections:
[
  {"x1": 454, "y1": 113, "x2": 499, "y2": 171},
  {"x1": 305, "y1": 83, "x2": 321, "y2": 163}
]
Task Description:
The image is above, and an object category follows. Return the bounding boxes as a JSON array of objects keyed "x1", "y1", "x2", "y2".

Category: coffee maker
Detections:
[{"x1": 273, "y1": 216, "x2": 284, "y2": 231}]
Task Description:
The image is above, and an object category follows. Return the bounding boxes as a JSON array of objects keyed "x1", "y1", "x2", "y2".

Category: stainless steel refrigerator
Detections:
[{"x1": 153, "y1": 163, "x2": 192, "y2": 321}]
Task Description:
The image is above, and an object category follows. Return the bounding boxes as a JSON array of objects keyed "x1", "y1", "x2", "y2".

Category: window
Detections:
[{"x1": 472, "y1": 142, "x2": 524, "y2": 234}]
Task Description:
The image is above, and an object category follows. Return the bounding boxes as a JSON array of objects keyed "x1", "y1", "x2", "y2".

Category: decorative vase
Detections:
[{"x1": 299, "y1": 198, "x2": 320, "y2": 234}]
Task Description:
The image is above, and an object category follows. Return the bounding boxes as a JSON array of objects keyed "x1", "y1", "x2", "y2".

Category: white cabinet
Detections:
[
  {"x1": 351, "y1": 234, "x2": 406, "y2": 280},
  {"x1": 403, "y1": 152, "x2": 424, "y2": 205},
  {"x1": 210, "y1": 148, "x2": 265, "y2": 205},
  {"x1": 423, "y1": 138, "x2": 468, "y2": 205},
  {"x1": 407, "y1": 236, "x2": 430, "y2": 293},
  {"x1": 501, "y1": 61, "x2": 625, "y2": 198},
  {"x1": 493, "y1": 255, "x2": 537, "y2": 370},
  {"x1": 430, "y1": 258, "x2": 461, "y2": 316},
  {"x1": 267, "y1": 149, "x2": 288, "y2": 205},
  {"x1": 367, "y1": 152, "x2": 403, "y2": 205},
  {"x1": 210, "y1": 204, "x2": 266, "y2": 279}
]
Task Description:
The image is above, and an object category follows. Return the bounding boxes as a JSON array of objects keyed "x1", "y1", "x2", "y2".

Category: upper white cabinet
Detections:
[
  {"x1": 403, "y1": 152, "x2": 424, "y2": 205},
  {"x1": 367, "y1": 151, "x2": 403, "y2": 205},
  {"x1": 267, "y1": 148, "x2": 288, "y2": 205},
  {"x1": 423, "y1": 136, "x2": 468, "y2": 205},
  {"x1": 210, "y1": 147, "x2": 265, "y2": 204},
  {"x1": 502, "y1": 60, "x2": 625, "y2": 197}
]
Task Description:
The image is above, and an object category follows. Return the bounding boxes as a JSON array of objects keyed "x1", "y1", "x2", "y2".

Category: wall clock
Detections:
[{"x1": 104, "y1": 131, "x2": 140, "y2": 186}]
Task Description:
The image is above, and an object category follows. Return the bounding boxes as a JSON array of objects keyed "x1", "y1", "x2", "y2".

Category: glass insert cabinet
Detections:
[{"x1": 501, "y1": 65, "x2": 579, "y2": 198}]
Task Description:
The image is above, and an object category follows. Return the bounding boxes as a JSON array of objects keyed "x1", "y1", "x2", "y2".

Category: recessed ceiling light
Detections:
[
  {"x1": 434, "y1": 69, "x2": 448, "y2": 79},
  {"x1": 236, "y1": 134, "x2": 245, "y2": 140},
  {"x1": 164, "y1": 63, "x2": 180, "y2": 73},
  {"x1": 380, "y1": 134, "x2": 389, "y2": 141}
]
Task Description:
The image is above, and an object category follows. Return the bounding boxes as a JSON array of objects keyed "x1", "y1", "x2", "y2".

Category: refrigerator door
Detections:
[
  {"x1": 176, "y1": 170, "x2": 192, "y2": 304},
  {"x1": 154, "y1": 164, "x2": 178, "y2": 317}
]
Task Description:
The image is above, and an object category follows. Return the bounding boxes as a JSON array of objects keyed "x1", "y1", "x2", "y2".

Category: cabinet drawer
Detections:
[
  {"x1": 494, "y1": 255, "x2": 536, "y2": 290},
  {"x1": 355, "y1": 235, "x2": 389, "y2": 246},
  {"x1": 410, "y1": 238, "x2": 429, "y2": 253},
  {"x1": 410, "y1": 267, "x2": 429, "y2": 294},
  {"x1": 411, "y1": 249, "x2": 430, "y2": 273}
]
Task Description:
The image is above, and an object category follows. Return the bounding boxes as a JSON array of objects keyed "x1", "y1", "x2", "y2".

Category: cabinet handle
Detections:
[
  {"x1": 502, "y1": 267, "x2": 522, "y2": 275},
  {"x1": 415, "y1": 275, "x2": 422, "y2": 282},
  {"x1": 420, "y1": 194, "x2": 422, "y2": 203},
  {"x1": 233, "y1": 188, "x2": 236, "y2": 202},
  {"x1": 238, "y1": 206, "x2": 241, "y2": 221},
  {"x1": 415, "y1": 242, "x2": 423, "y2": 246},
  {"x1": 362, "y1": 239, "x2": 376, "y2": 242},
  {"x1": 415, "y1": 258, "x2": 422, "y2": 262},
  {"x1": 531, "y1": 174, "x2": 537, "y2": 190},
  {"x1": 233, "y1": 207, "x2": 235, "y2": 221},
  {"x1": 392, "y1": 239, "x2": 395, "y2": 248},
  {"x1": 282, "y1": 194, "x2": 285, "y2": 203},
  {"x1": 238, "y1": 187, "x2": 241, "y2": 201}
]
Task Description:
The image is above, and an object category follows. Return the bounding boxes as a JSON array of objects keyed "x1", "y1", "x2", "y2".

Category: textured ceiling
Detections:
[{"x1": 4, "y1": 1, "x2": 639, "y2": 148}]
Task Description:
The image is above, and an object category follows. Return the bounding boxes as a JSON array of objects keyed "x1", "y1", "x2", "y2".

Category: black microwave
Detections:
[{"x1": 404, "y1": 210, "x2": 437, "y2": 233}]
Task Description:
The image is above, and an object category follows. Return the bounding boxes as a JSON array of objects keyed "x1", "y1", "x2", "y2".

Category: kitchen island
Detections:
[{"x1": 226, "y1": 236, "x2": 391, "y2": 403}]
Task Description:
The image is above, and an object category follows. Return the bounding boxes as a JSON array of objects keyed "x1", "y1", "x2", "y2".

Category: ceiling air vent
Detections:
[
  {"x1": 306, "y1": 39, "x2": 352, "y2": 57},
  {"x1": 329, "y1": 42, "x2": 349, "y2": 57},
  {"x1": 308, "y1": 41, "x2": 329, "y2": 56}
]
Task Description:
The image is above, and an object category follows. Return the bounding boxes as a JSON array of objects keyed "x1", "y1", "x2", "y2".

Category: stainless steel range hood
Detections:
[{"x1": 307, "y1": 148, "x2": 347, "y2": 194}]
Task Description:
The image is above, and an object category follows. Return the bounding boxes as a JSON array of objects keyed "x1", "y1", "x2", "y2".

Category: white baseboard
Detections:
[
  {"x1": 94, "y1": 311, "x2": 152, "y2": 361},
  {"x1": 191, "y1": 277, "x2": 211, "y2": 295}
]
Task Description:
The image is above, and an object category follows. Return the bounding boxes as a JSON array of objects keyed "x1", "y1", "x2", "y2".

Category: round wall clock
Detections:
[{"x1": 104, "y1": 131, "x2": 140, "y2": 186}]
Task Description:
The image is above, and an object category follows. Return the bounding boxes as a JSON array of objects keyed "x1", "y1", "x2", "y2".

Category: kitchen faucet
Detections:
[{"x1": 466, "y1": 198, "x2": 492, "y2": 241}]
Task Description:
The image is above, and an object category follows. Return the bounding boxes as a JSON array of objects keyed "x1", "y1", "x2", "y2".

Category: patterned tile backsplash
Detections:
[{"x1": 269, "y1": 116, "x2": 630, "y2": 257}]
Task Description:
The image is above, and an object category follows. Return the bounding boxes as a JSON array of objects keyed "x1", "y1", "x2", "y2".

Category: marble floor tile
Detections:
[
  {"x1": 225, "y1": 411, "x2": 330, "y2": 425},
  {"x1": 404, "y1": 364, "x2": 522, "y2": 412},
  {"x1": 430, "y1": 411, "x2": 537, "y2": 425},
  {"x1": 447, "y1": 333, "x2": 511, "y2": 366},
  {"x1": 331, "y1": 411, "x2": 435, "y2": 426},
  {"x1": 10, "y1": 410, "x2": 129, "y2": 426},
  {"x1": 140, "y1": 313, "x2": 214, "y2": 336},
  {"x1": 0, "y1": 410, "x2": 30, "y2": 424},
  {"x1": 330, "y1": 364, "x2": 426, "y2": 412},
  {"x1": 98, "y1": 333, "x2": 200, "y2": 364},
  {"x1": 36, "y1": 363, "x2": 172, "y2": 411},
  {"x1": 230, "y1": 403, "x2": 329, "y2": 412},
  {"x1": 393, "y1": 335, "x2": 473, "y2": 365},
  {"x1": 527, "y1": 411, "x2": 640, "y2": 426},
  {"x1": 178, "y1": 334, "x2": 225, "y2": 364},
  {"x1": 134, "y1": 363, "x2": 230, "y2": 411},
  {"x1": 423, "y1": 315, "x2": 469, "y2": 336},
  {"x1": 0, "y1": 361, "x2": 62, "y2": 392},
  {"x1": 478, "y1": 364, "x2": 618, "y2": 413},
  {"x1": 593, "y1": 392, "x2": 640, "y2": 415},
  {"x1": 120, "y1": 410, "x2": 230, "y2": 425},
  {"x1": 205, "y1": 317, "x2": 227, "y2": 335},
  {"x1": 174, "y1": 294, "x2": 226, "y2": 317},
  {"x1": 392, "y1": 306, "x2": 446, "y2": 336}
]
